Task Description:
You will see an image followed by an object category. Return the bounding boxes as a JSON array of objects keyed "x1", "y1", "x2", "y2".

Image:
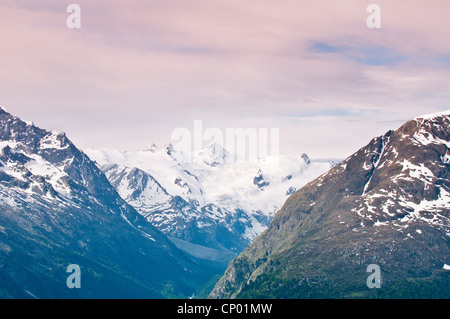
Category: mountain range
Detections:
[
  {"x1": 0, "y1": 106, "x2": 333, "y2": 298},
  {"x1": 0, "y1": 107, "x2": 221, "y2": 298},
  {"x1": 209, "y1": 111, "x2": 450, "y2": 298},
  {"x1": 1, "y1": 105, "x2": 449, "y2": 299},
  {"x1": 84, "y1": 144, "x2": 334, "y2": 262}
]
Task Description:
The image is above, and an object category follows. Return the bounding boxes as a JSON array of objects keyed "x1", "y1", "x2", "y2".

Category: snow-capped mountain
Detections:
[
  {"x1": 210, "y1": 110, "x2": 450, "y2": 299},
  {"x1": 85, "y1": 141, "x2": 334, "y2": 257},
  {"x1": 0, "y1": 107, "x2": 220, "y2": 298}
]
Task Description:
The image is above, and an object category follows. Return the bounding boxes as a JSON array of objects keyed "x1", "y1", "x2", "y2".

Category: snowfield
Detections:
[{"x1": 85, "y1": 143, "x2": 335, "y2": 251}]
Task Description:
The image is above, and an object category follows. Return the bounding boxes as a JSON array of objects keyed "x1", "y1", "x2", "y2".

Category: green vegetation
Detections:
[{"x1": 236, "y1": 271, "x2": 450, "y2": 299}]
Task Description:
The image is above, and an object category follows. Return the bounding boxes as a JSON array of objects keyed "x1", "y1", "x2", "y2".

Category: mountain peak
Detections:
[
  {"x1": 196, "y1": 141, "x2": 229, "y2": 166},
  {"x1": 413, "y1": 109, "x2": 450, "y2": 121},
  {"x1": 164, "y1": 142, "x2": 174, "y2": 155},
  {"x1": 253, "y1": 169, "x2": 269, "y2": 190},
  {"x1": 204, "y1": 140, "x2": 224, "y2": 150},
  {"x1": 147, "y1": 143, "x2": 158, "y2": 153},
  {"x1": 0, "y1": 106, "x2": 14, "y2": 119},
  {"x1": 301, "y1": 153, "x2": 311, "y2": 165},
  {"x1": 0, "y1": 108, "x2": 219, "y2": 298},
  {"x1": 210, "y1": 110, "x2": 450, "y2": 299}
]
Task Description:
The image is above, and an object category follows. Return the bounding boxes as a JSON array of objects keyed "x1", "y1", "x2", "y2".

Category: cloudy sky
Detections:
[{"x1": 1, "y1": 0, "x2": 449, "y2": 158}]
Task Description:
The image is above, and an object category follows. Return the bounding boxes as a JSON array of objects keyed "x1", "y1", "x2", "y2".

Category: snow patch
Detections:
[
  {"x1": 414, "y1": 110, "x2": 450, "y2": 121},
  {"x1": 40, "y1": 131, "x2": 69, "y2": 150}
]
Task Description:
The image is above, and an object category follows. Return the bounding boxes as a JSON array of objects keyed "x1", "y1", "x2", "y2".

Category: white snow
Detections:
[
  {"x1": 85, "y1": 146, "x2": 333, "y2": 241},
  {"x1": 0, "y1": 139, "x2": 73, "y2": 198},
  {"x1": 374, "y1": 220, "x2": 389, "y2": 227},
  {"x1": 412, "y1": 130, "x2": 450, "y2": 148},
  {"x1": 397, "y1": 159, "x2": 435, "y2": 184},
  {"x1": 40, "y1": 131, "x2": 69, "y2": 150},
  {"x1": 362, "y1": 161, "x2": 372, "y2": 170},
  {"x1": 24, "y1": 154, "x2": 72, "y2": 196},
  {"x1": 398, "y1": 187, "x2": 450, "y2": 227},
  {"x1": 441, "y1": 152, "x2": 450, "y2": 164},
  {"x1": 413, "y1": 110, "x2": 450, "y2": 121},
  {"x1": 391, "y1": 148, "x2": 399, "y2": 158}
]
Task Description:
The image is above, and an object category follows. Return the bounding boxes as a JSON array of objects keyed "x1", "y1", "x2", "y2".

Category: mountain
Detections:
[
  {"x1": 195, "y1": 141, "x2": 230, "y2": 167},
  {"x1": 0, "y1": 107, "x2": 220, "y2": 298},
  {"x1": 209, "y1": 111, "x2": 450, "y2": 299},
  {"x1": 85, "y1": 143, "x2": 334, "y2": 262}
]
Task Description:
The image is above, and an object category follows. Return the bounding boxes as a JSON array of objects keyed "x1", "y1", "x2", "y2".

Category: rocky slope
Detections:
[{"x1": 209, "y1": 111, "x2": 450, "y2": 299}]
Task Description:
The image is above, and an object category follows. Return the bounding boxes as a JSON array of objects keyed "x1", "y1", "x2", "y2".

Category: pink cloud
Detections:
[{"x1": 0, "y1": 0, "x2": 449, "y2": 157}]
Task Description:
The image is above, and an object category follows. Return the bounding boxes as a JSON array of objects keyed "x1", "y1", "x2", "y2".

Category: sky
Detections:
[{"x1": 1, "y1": 0, "x2": 450, "y2": 159}]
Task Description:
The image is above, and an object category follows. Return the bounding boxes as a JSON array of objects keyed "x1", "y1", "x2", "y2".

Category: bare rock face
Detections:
[
  {"x1": 301, "y1": 153, "x2": 311, "y2": 165},
  {"x1": 209, "y1": 111, "x2": 450, "y2": 299}
]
